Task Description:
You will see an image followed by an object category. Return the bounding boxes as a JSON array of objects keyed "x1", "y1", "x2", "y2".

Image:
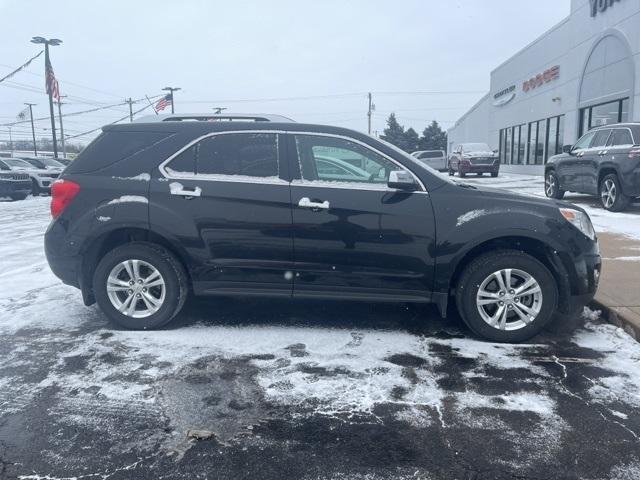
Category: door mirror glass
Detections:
[
  {"x1": 562, "y1": 144, "x2": 573, "y2": 154},
  {"x1": 388, "y1": 171, "x2": 418, "y2": 191}
]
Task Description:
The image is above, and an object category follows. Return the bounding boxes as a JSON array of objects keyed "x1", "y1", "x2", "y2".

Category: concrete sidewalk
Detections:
[{"x1": 594, "y1": 232, "x2": 640, "y2": 340}]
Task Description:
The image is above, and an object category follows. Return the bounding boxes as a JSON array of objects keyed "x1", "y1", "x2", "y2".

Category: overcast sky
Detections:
[{"x1": 0, "y1": 0, "x2": 570, "y2": 145}]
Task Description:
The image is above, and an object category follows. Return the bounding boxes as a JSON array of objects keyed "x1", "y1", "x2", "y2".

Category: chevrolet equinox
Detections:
[{"x1": 45, "y1": 117, "x2": 601, "y2": 342}]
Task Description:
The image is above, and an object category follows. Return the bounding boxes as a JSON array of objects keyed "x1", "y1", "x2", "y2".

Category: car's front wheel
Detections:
[
  {"x1": 599, "y1": 173, "x2": 629, "y2": 212},
  {"x1": 545, "y1": 171, "x2": 564, "y2": 199},
  {"x1": 9, "y1": 193, "x2": 28, "y2": 201},
  {"x1": 456, "y1": 251, "x2": 558, "y2": 342},
  {"x1": 93, "y1": 242, "x2": 188, "y2": 330}
]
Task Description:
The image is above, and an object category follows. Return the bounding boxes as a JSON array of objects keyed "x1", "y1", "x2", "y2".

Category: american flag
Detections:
[
  {"x1": 45, "y1": 50, "x2": 60, "y2": 101},
  {"x1": 155, "y1": 94, "x2": 172, "y2": 111}
]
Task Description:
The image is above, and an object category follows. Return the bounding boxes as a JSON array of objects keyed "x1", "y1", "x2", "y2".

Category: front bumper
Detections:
[
  {"x1": 459, "y1": 163, "x2": 500, "y2": 173},
  {"x1": 0, "y1": 180, "x2": 32, "y2": 196}
]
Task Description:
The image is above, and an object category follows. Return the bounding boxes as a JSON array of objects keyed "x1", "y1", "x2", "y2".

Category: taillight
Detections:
[
  {"x1": 51, "y1": 179, "x2": 81, "y2": 218},
  {"x1": 629, "y1": 147, "x2": 640, "y2": 159}
]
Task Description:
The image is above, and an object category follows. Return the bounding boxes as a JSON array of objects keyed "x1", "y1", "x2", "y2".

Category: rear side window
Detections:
[
  {"x1": 66, "y1": 131, "x2": 171, "y2": 174},
  {"x1": 607, "y1": 129, "x2": 633, "y2": 147},
  {"x1": 165, "y1": 133, "x2": 279, "y2": 178},
  {"x1": 419, "y1": 151, "x2": 444, "y2": 159}
]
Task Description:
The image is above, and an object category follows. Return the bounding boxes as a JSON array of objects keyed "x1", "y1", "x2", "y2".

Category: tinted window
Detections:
[
  {"x1": 166, "y1": 145, "x2": 196, "y2": 174},
  {"x1": 66, "y1": 130, "x2": 171, "y2": 174},
  {"x1": 196, "y1": 133, "x2": 278, "y2": 178},
  {"x1": 573, "y1": 132, "x2": 596, "y2": 151},
  {"x1": 590, "y1": 129, "x2": 612, "y2": 148},
  {"x1": 607, "y1": 129, "x2": 633, "y2": 147},
  {"x1": 295, "y1": 135, "x2": 402, "y2": 185},
  {"x1": 0, "y1": 160, "x2": 9, "y2": 171}
]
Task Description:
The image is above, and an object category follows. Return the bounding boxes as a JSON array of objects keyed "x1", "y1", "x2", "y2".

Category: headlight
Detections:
[{"x1": 559, "y1": 208, "x2": 595, "y2": 240}]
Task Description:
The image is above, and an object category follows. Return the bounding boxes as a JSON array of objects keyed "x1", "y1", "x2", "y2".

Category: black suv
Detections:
[
  {"x1": 45, "y1": 118, "x2": 601, "y2": 342},
  {"x1": 545, "y1": 123, "x2": 640, "y2": 211},
  {"x1": 448, "y1": 143, "x2": 500, "y2": 178}
]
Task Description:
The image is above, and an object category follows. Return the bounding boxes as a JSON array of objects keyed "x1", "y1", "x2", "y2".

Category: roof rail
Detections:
[{"x1": 133, "y1": 113, "x2": 295, "y2": 123}]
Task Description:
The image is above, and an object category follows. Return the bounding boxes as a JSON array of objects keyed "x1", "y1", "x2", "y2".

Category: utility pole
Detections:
[
  {"x1": 162, "y1": 86, "x2": 181, "y2": 114},
  {"x1": 57, "y1": 96, "x2": 67, "y2": 159},
  {"x1": 367, "y1": 92, "x2": 374, "y2": 135},
  {"x1": 24, "y1": 102, "x2": 37, "y2": 156},
  {"x1": 212, "y1": 107, "x2": 227, "y2": 114},
  {"x1": 8, "y1": 127, "x2": 13, "y2": 152},
  {"x1": 126, "y1": 98, "x2": 135, "y2": 122},
  {"x1": 31, "y1": 36, "x2": 62, "y2": 158}
]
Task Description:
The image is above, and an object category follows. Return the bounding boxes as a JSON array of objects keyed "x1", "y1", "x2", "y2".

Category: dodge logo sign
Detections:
[{"x1": 522, "y1": 66, "x2": 560, "y2": 93}]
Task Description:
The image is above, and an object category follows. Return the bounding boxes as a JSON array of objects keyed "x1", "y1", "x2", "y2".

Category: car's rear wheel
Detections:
[
  {"x1": 93, "y1": 242, "x2": 188, "y2": 330},
  {"x1": 459, "y1": 171, "x2": 466, "y2": 178},
  {"x1": 448, "y1": 163, "x2": 455, "y2": 176},
  {"x1": 455, "y1": 251, "x2": 558, "y2": 342},
  {"x1": 491, "y1": 172, "x2": 498, "y2": 178},
  {"x1": 545, "y1": 171, "x2": 564, "y2": 199},
  {"x1": 599, "y1": 173, "x2": 629, "y2": 212},
  {"x1": 31, "y1": 179, "x2": 40, "y2": 196}
]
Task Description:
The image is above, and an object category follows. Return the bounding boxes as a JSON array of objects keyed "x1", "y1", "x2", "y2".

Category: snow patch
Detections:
[
  {"x1": 169, "y1": 182, "x2": 201, "y2": 196},
  {"x1": 456, "y1": 209, "x2": 487, "y2": 226},
  {"x1": 111, "y1": 173, "x2": 151, "y2": 182},
  {"x1": 97, "y1": 216, "x2": 111, "y2": 222},
  {"x1": 107, "y1": 195, "x2": 148, "y2": 205}
]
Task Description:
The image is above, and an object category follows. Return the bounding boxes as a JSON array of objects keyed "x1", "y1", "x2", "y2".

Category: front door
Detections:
[
  {"x1": 559, "y1": 131, "x2": 595, "y2": 192},
  {"x1": 580, "y1": 128, "x2": 611, "y2": 194},
  {"x1": 149, "y1": 131, "x2": 294, "y2": 296},
  {"x1": 287, "y1": 133, "x2": 436, "y2": 301}
]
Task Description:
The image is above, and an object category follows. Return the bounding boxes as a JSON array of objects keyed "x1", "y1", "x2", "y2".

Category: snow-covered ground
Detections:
[
  {"x1": 0, "y1": 195, "x2": 639, "y2": 478},
  {"x1": 446, "y1": 172, "x2": 640, "y2": 240}
]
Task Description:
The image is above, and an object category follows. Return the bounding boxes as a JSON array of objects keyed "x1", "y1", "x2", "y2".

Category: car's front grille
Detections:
[
  {"x1": 0, "y1": 173, "x2": 30, "y2": 181},
  {"x1": 470, "y1": 157, "x2": 494, "y2": 165}
]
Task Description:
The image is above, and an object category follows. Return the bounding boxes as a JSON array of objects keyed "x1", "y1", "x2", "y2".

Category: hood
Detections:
[
  {"x1": 7, "y1": 166, "x2": 52, "y2": 175},
  {"x1": 463, "y1": 150, "x2": 495, "y2": 157},
  {"x1": 456, "y1": 182, "x2": 586, "y2": 213}
]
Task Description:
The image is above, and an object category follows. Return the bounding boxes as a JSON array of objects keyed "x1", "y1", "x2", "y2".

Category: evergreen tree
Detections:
[
  {"x1": 404, "y1": 127, "x2": 420, "y2": 153},
  {"x1": 419, "y1": 120, "x2": 448, "y2": 152},
  {"x1": 380, "y1": 113, "x2": 408, "y2": 151}
]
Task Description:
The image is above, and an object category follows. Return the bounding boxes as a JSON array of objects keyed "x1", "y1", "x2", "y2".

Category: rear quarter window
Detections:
[{"x1": 65, "y1": 130, "x2": 172, "y2": 174}]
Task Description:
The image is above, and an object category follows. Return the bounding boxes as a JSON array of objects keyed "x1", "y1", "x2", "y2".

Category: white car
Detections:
[
  {"x1": 411, "y1": 150, "x2": 448, "y2": 172},
  {"x1": 1, "y1": 158, "x2": 61, "y2": 195}
]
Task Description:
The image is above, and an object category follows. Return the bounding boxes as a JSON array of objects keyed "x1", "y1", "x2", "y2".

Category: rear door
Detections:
[
  {"x1": 149, "y1": 131, "x2": 294, "y2": 296},
  {"x1": 581, "y1": 128, "x2": 612, "y2": 194},
  {"x1": 287, "y1": 132, "x2": 436, "y2": 301}
]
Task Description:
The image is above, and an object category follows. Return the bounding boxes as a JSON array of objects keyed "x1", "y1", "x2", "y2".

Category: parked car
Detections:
[
  {"x1": 1, "y1": 158, "x2": 61, "y2": 195},
  {"x1": 0, "y1": 160, "x2": 31, "y2": 201},
  {"x1": 45, "y1": 119, "x2": 600, "y2": 343},
  {"x1": 53, "y1": 157, "x2": 72, "y2": 167},
  {"x1": 19, "y1": 157, "x2": 66, "y2": 171},
  {"x1": 545, "y1": 123, "x2": 640, "y2": 212},
  {"x1": 411, "y1": 150, "x2": 448, "y2": 172},
  {"x1": 448, "y1": 143, "x2": 500, "y2": 178}
]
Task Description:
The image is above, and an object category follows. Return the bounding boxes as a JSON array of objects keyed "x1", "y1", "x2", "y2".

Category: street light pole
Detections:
[
  {"x1": 31, "y1": 36, "x2": 62, "y2": 158},
  {"x1": 24, "y1": 102, "x2": 37, "y2": 156},
  {"x1": 57, "y1": 95, "x2": 67, "y2": 159},
  {"x1": 162, "y1": 86, "x2": 181, "y2": 114}
]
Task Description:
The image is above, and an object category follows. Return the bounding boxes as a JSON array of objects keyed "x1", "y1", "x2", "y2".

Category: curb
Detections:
[{"x1": 590, "y1": 300, "x2": 640, "y2": 341}]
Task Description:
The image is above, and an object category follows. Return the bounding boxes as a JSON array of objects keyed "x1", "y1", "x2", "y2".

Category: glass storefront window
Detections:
[
  {"x1": 579, "y1": 98, "x2": 629, "y2": 136},
  {"x1": 621, "y1": 98, "x2": 629, "y2": 123},
  {"x1": 505, "y1": 127, "x2": 512, "y2": 164},
  {"x1": 557, "y1": 115, "x2": 565, "y2": 152},
  {"x1": 527, "y1": 122, "x2": 537, "y2": 165},
  {"x1": 547, "y1": 117, "x2": 557, "y2": 163},
  {"x1": 517, "y1": 124, "x2": 525, "y2": 163}
]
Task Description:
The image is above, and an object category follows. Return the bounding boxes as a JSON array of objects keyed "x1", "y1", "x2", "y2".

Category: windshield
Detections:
[
  {"x1": 3, "y1": 159, "x2": 33, "y2": 169},
  {"x1": 39, "y1": 158, "x2": 64, "y2": 168},
  {"x1": 462, "y1": 143, "x2": 492, "y2": 152}
]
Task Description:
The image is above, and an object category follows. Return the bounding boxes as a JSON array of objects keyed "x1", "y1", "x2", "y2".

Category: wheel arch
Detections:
[
  {"x1": 597, "y1": 165, "x2": 619, "y2": 188},
  {"x1": 79, "y1": 226, "x2": 193, "y2": 305},
  {"x1": 447, "y1": 235, "x2": 572, "y2": 315}
]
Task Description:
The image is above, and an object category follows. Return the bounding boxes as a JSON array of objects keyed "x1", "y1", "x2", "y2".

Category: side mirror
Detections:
[
  {"x1": 388, "y1": 170, "x2": 418, "y2": 191},
  {"x1": 562, "y1": 144, "x2": 573, "y2": 154}
]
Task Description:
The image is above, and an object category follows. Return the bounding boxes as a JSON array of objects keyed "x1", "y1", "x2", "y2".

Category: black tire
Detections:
[
  {"x1": 476, "y1": 172, "x2": 483, "y2": 176},
  {"x1": 455, "y1": 250, "x2": 558, "y2": 343},
  {"x1": 31, "y1": 179, "x2": 40, "y2": 196},
  {"x1": 459, "y1": 171, "x2": 466, "y2": 178},
  {"x1": 544, "y1": 170, "x2": 564, "y2": 200},
  {"x1": 491, "y1": 172, "x2": 498, "y2": 178},
  {"x1": 9, "y1": 193, "x2": 28, "y2": 201},
  {"x1": 599, "y1": 173, "x2": 629, "y2": 212},
  {"x1": 447, "y1": 162, "x2": 455, "y2": 176},
  {"x1": 93, "y1": 242, "x2": 188, "y2": 330}
]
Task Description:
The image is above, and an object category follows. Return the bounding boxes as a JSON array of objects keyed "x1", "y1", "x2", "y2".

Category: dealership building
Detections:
[{"x1": 447, "y1": 0, "x2": 640, "y2": 173}]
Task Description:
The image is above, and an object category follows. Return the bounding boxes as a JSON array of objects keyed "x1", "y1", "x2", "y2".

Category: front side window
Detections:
[
  {"x1": 294, "y1": 135, "x2": 404, "y2": 185},
  {"x1": 607, "y1": 129, "x2": 633, "y2": 147},
  {"x1": 590, "y1": 129, "x2": 612, "y2": 149},
  {"x1": 573, "y1": 131, "x2": 596, "y2": 151},
  {"x1": 165, "y1": 133, "x2": 279, "y2": 178}
]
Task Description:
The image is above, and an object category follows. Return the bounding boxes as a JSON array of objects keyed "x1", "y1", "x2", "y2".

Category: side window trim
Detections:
[
  {"x1": 286, "y1": 132, "x2": 426, "y2": 192},
  {"x1": 588, "y1": 129, "x2": 612, "y2": 149},
  {"x1": 606, "y1": 128, "x2": 635, "y2": 148},
  {"x1": 159, "y1": 130, "x2": 289, "y2": 185}
]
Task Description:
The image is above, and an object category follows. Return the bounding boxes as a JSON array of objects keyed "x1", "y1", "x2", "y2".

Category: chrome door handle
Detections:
[
  {"x1": 298, "y1": 197, "x2": 330, "y2": 210},
  {"x1": 170, "y1": 184, "x2": 202, "y2": 198}
]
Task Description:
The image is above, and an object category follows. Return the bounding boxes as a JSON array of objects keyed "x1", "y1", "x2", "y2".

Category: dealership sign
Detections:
[
  {"x1": 522, "y1": 65, "x2": 560, "y2": 93},
  {"x1": 590, "y1": 0, "x2": 621, "y2": 18},
  {"x1": 493, "y1": 85, "x2": 516, "y2": 106}
]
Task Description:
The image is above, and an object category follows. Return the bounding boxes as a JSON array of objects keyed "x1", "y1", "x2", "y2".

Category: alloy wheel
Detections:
[
  {"x1": 601, "y1": 179, "x2": 616, "y2": 209},
  {"x1": 106, "y1": 259, "x2": 166, "y2": 318},
  {"x1": 545, "y1": 174, "x2": 556, "y2": 197},
  {"x1": 476, "y1": 268, "x2": 543, "y2": 331}
]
